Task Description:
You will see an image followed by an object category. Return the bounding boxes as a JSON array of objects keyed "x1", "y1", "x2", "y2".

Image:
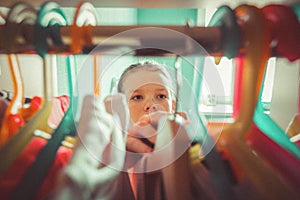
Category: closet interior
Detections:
[{"x1": 0, "y1": 0, "x2": 299, "y2": 200}]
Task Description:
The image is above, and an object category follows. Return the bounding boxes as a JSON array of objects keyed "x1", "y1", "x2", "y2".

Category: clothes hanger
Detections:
[
  {"x1": 254, "y1": 4, "x2": 300, "y2": 147},
  {"x1": 243, "y1": 4, "x2": 300, "y2": 195},
  {"x1": 256, "y1": 3, "x2": 300, "y2": 154},
  {"x1": 201, "y1": 5, "x2": 241, "y2": 200},
  {"x1": 70, "y1": 1, "x2": 98, "y2": 96},
  {"x1": 0, "y1": 2, "x2": 42, "y2": 147},
  {"x1": 0, "y1": 1, "x2": 66, "y2": 179},
  {"x1": 59, "y1": 1, "x2": 98, "y2": 147},
  {"x1": 262, "y1": 4, "x2": 300, "y2": 62},
  {"x1": 6, "y1": 1, "x2": 44, "y2": 110},
  {"x1": 11, "y1": 55, "x2": 77, "y2": 200},
  {"x1": 71, "y1": 1, "x2": 97, "y2": 54},
  {"x1": 66, "y1": 1, "x2": 99, "y2": 144},
  {"x1": 10, "y1": 2, "x2": 77, "y2": 200},
  {"x1": 247, "y1": 62, "x2": 300, "y2": 195},
  {"x1": 0, "y1": 2, "x2": 36, "y2": 53},
  {"x1": 0, "y1": 54, "x2": 25, "y2": 146},
  {"x1": 215, "y1": 4, "x2": 299, "y2": 199},
  {"x1": 11, "y1": 2, "x2": 100, "y2": 199},
  {"x1": 55, "y1": 5, "x2": 132, "y2": 197},
  {"x1": 207, "y1": 6, "x2": 240, "y2": 59},
  {"x1": 11, "y1": 56, "x2": 76, "y2": 198}
]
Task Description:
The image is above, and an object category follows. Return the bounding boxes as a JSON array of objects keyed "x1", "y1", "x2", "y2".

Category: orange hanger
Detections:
[
  {"x1": 0, "y1": 55, "x2": 25, "y2": 146},
  {"x1": 94, "y1": 55, "x2": 101, "y2": 96},
  {"x1": 215, "y1": 4, "x2": 298, "y2": 199},
  {"x1": 0, "y1": 2, "x2": 42, "y2": 146},
  {"x1": 71, "y1": 2, "x2": 99, "y2": 97},
  {"x1": 71, "y1": 2, "x2": 97, "y2": 54}
]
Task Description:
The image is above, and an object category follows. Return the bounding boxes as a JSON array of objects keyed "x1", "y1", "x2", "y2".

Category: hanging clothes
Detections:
[
  {"x1": 0, "y1": 137, "x2": 72, "y2": 200},
  {"x1": 47, "y1": 95, "x2": 70, "y2": 129},
  {"x1": 0, "y1": 95, "x2": 73, "y2": 200}
]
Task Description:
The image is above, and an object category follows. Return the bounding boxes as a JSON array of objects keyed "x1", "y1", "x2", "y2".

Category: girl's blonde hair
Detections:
[{"x1": 117, "y1": 61, "x2": 175, "y2": 96}]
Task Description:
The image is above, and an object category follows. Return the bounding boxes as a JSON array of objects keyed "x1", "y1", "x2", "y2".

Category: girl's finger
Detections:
[{"x1": 126, "y1": 135, "x2": 153, "y2": 153}]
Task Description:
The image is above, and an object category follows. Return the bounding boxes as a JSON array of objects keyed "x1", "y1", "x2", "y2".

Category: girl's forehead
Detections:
[
  {"x1": 122, "y1": 69, "x2": 173, "y2": 95},
  {"x1": 132, "y1": 83, "x2": 169, "y2": 92}
]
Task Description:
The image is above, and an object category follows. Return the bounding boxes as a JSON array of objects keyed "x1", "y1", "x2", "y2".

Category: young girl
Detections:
[
  {"x1": 53, "y1": 60, "x2": 189, "y2": 200},
  {"x1": 117, "y1": 61, "x2": 187, "y2": 154}
]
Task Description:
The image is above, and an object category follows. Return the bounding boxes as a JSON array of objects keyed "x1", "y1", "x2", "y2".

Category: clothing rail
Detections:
[
  {"x1": 61, "y1": 25, "x2": 222, "y2": 54},
  {"x1": 0, "y1": 23, "x2": 299, "y2": 58},
  {"x1": 0, "y1": 24, "x2": 223, "y2": 55}
]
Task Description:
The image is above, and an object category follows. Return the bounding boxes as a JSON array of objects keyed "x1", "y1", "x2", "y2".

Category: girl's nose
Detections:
[{"x1": 144, "y1": 99, "x2": 158, "y2": 112}]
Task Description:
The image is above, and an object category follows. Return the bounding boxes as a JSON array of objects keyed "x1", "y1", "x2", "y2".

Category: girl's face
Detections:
[{"x1": 122, "y1": 69, "x2": 175, "y2": 123}]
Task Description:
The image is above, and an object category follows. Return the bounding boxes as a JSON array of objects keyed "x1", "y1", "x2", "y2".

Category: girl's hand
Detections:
[{"x1": 126, "y1": 111, "x2": 189, "y2": 153}]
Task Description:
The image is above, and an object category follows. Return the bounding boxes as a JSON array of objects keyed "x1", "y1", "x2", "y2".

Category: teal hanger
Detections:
[
  {"x1": 255, "y1": 4, "x2": 300, "y2": 158},
  {"x1": 253, "y1": 68, "x2": 300, "y2": 158},
  {"x1": 11, "y1": 2, "x2": 78, "y2": 200},
  {"x1": 248, "y1": 62, "x2": 300, "y2": 195},
  {"x1": 207, "y1": 5, "x2": 240, "y2": 59},
  {"x1": 195, "y1": 5, "x2": 240, "y2": 200},
  {"x1": 34, "y1": 1, "x2": 67, "y2": 57}
]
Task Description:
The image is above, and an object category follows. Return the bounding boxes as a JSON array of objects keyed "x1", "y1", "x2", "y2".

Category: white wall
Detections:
[
  {"x1": 270, "y1": 59, "x2": 300, "y2": 130},
  {"x1": 0, "y1": 55, "x2": 43, "y2": 98}
]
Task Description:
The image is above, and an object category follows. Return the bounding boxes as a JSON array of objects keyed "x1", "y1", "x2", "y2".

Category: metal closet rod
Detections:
[{"x1": 0, "y1": 24, "x2": 225, "y2": 55}]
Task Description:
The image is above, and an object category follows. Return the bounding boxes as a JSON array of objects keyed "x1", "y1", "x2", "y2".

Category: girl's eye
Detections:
[
  {"x1": 157, "y1": 94, "x2": 167, "y2": 99},
  {"x1": 131, "y1": 95, "x2": 143, "y2": 101}
]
